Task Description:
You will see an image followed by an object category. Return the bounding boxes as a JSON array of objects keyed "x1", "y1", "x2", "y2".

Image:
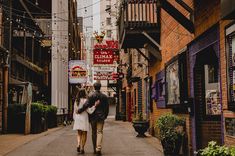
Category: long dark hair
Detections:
[{"x1": 76, "y1": 88, "x2": 87, "y2": 105}]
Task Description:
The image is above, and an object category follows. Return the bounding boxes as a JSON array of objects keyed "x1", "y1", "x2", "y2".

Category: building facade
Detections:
[{"x1": 118, "y1": 0, "x2": 235, "y2": 155}]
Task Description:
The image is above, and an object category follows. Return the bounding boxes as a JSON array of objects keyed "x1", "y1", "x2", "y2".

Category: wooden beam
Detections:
[
  {"x1": 144, "y1": 44, "x2": 162, "y2": 61},
  {"x1": 160, "y1": 0, "x2": 194, "y2": 33},
  {"x1": 135, "y1": 48, "x2": 150, "y2": 62},
  {"x1": 142, "y1": 31, "x2": 161, "y2": 50}
]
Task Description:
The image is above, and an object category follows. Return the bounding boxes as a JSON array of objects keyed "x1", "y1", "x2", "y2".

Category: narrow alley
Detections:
[
  {"x1": 5, "y1": 120, "x2": 163, "y2": 156},
  {"x1": 3, "y1": 104, "x2": 163, "y2": 156}
]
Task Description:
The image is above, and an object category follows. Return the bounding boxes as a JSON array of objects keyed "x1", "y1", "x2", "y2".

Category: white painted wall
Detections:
[
  {"x1": 78, "y1": 0, "x2": 94, "y2": 85},
  {"x1": 52, "y1": 0, "x2": 69, "y2": 114}
]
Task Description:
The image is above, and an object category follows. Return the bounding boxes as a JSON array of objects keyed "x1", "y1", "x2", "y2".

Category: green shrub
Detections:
[
  {"x1": 199, "y1": 141, "x2": 235, "y2": 156},
  {"x1": 31, "y1": 102, "x2": 48, "y2": 133},
  {"x1": 155, "y1": 113, "x2": 185, "y2": 141},
  {"x1": 47, "y1": 105, "x2": 57, "y2": 128},
  {"x1": 155, "y1": 113, "x2": 186, "y2": 155}
]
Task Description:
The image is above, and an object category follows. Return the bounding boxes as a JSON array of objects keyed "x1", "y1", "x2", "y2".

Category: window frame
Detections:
[
  {"x1": 106, "y1": 30, "x2": 112, "y2": 38},
  {"x1": 165, "y1": 52, "x2": 188, "y2": 109},
  {"x1": 227, "y1": 30, "x2": 235, "y2": 110},
  {"x1": 155, "y1": 70, "x2": 166, "y2": 108},
  {"x1": 106, "y1": 17, "x2": 111, "y2": 25}
]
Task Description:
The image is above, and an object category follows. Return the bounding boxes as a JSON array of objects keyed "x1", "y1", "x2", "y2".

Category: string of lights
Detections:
[
  {"x1": 0, "y1": 0, "x2": 120, "y2": 63},
  {"x1": 1, "y1": 0, "x2": 118, "y2": 16},
  {"x1": 3, "y1": 6, "x2": 118, "y2": 37}
]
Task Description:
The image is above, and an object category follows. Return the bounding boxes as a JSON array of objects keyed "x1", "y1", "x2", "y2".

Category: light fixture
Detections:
[{"x1": 35, "y1": 0, "x2": 39, "y2": 6}]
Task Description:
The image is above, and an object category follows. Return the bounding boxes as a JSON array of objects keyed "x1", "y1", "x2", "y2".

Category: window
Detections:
[
  {"x1": 106, "y1": 17, "x2": 111, "y2": 25},
  {"x1": 106, "y1": 30, "x2": 111, "y2": 38},
  {"x1": 105, "y1": 5, "x2": 111, "y2": 13},
  {"x1": 166, "y1": 59, "x2": 180, "y2": 105},
  {"x1": 204, "y1": 65, "x2": 221, "y2": 115},
  {"x1": 165, "y1": 52, "x2": 188, "y2": 107},
  {"x1": 155, "y1": 70, "x2": 166, "y2": 108},
  {"x1": 208, "y1": 65, "x2": 218, "y2": 83},
  {"x1": 228, "y1": 32, "x2": 235, "y2": 110}
]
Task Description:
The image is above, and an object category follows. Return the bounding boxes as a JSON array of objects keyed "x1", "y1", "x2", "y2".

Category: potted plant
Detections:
[
  {"x1": 132, "y1": 112, "x2": 149, "y2": 137},
  {"x1": 155, "y1": 113, "x2": 185, "y2": 155},
  {"x1": 198, "y1": 141, "x2": 235, "y2": 156}
]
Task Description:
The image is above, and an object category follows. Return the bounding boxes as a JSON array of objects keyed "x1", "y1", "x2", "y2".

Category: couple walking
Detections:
[{"x1": 73, "y1": 82, "x2": 109, "y2": 156}]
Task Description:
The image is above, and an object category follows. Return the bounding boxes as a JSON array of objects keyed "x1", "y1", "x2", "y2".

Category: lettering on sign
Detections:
[
  {"x1": 93, "y1": 49, "x2": 114, "y2": 64},
  {"x1": 93, "y1": 40, "x2": 119, "y2": 65},
  {"x1": 94, "y1": 71, "x2": 113, "y2": 80}
]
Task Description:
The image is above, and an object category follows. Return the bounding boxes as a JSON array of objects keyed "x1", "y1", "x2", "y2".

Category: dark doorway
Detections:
[
  {"x1": 194, "y1": 46, "x2": 222, "y2": 150},
  {"x1": 121, "y1": 89, "x2": 127, "y2": 121}
]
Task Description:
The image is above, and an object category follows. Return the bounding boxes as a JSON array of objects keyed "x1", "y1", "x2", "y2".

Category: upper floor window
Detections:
[
  {"x1": 105, "y1": 5, "x2": 111, "y2": 13},
  {"x1": 106, "y1": 18, "x2": 111, "y2": 25},
  {"x1": 106, "y1": 30, "x2": 111, "y2": 38}
]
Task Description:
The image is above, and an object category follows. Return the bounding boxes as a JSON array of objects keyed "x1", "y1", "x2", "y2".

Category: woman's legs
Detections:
[
  {"x1": 80, "y1": 131, "x2": 87, "y2": 153},
  {"x1": 77, "y1": 130, "x2": 82, "y2": 152}
]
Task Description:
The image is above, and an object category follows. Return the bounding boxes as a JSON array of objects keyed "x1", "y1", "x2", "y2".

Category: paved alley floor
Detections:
[{"x1": 5, "y1": 118, "x2": 163, "y2": 156}]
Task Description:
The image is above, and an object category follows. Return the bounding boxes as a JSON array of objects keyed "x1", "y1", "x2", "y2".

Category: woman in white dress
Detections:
[{"x1": 73, "y1": 88, "x2": 99, "y2": 154}]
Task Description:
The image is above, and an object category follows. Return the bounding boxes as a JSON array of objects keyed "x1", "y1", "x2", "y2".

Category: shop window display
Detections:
[
  {"x1": 166, "y1": 60, "x2": 180, "y2": 105},
  {"x1": 204, "y1": 65, "x2": 221, "y2": 115},
  {"x1": 228, "y1": 34, "x2": 235, "y2": 110}
]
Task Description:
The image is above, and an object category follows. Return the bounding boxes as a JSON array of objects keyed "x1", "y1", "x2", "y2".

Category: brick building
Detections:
[{"x1": 118, "y1": 0, "x2": 235, "y2": 155}]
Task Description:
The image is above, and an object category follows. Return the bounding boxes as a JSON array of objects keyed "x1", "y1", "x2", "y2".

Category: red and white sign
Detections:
[
  {"x1": 94, "y1": 40, "x2": 118, "y2": 50},
  {"x1": 69, "y1": 60, "x2": 87, "y2": 84},
  {"x1": 93, "y1": 40, "x2": 118, "y2": 65},
  {"x1": 94, "y1": 72, "x2": 113, "y2": 80},
  {"x1": 93, "y1": 49, "x2": 114, "y2": 64}
]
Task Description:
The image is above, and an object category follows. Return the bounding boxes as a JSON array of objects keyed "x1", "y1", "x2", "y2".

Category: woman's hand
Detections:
[{"x1": 94, "y1": 100, "x2": 100, "y2": 107}]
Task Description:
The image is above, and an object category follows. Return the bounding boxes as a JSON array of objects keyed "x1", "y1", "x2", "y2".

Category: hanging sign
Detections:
[
  {"x1": 69, "y1": 60, "x2": 87, "y2": 84},
  {"x1": 94, "y1": 71, "x2": 113, "y2": 80},
  {"x1": 93, "y1": 49, "x2": 114, "y2": 64},
  {"x1": 93, "y1": 40, "x2": 119, "y2": 65}
]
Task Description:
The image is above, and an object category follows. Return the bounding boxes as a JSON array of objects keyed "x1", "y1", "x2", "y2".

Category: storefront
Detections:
[
  {"x1": 189, "y1": 25, "x2": 222, "y2": 151},
  {"x1": 223, "y1": 22, "x2": 235, "y2": 144}
]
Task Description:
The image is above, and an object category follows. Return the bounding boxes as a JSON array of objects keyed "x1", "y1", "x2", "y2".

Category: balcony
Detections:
[
  {"x1": 118, "y1": 0, "x2": 160, "y2": 49},
  {"x1": 11, "y1": 51, "x2": 43, "y2": 74}
]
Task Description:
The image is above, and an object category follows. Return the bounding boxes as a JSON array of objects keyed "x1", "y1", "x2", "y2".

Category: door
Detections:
[
  {"x1": 194, "y1": 47, "x2": 222, "y2": 150},
  {"x1": 121, "y1": 89, "x2": 127, "y2": 121}
]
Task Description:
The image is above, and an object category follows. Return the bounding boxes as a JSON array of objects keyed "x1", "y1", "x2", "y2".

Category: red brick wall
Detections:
[
  {"x1": 0, "y1": 69, "x2": 2, "y2": 132},
  {"x1": 195, "y1": 0, "x2": 235, "y2": 148},
  {"x1": 219, "y1": 14, "x2": 235, "y2": 147},
  {"x1": 148, "y1": 0, "x2": 194, "y2": 153},
  {"x1": 194, "y1": 0, "x2": 220, "y2": 37}
]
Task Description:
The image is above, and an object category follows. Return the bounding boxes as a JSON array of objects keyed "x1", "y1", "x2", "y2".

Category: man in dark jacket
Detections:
[{"x1": 77, "y1": 82, "x2": 109, "y2": 155}]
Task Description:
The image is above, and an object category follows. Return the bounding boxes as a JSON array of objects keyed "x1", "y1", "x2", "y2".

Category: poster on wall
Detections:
[
  {"x1": 233, "y1": 71, "x2": 235, "y2": 96},
  {"x1": 232, "y1": 37, "x2": 235, "y2": 66},
  {"x1": 225, "y1": 118, "x2": 235, "y2": 136},
  {"x1": 205, "y1": 90, "x2": 221, "y2": 115},
  {"x1": 69, "y1": 60, "x2": 87, "y2": 84},
  {"x1": 166, "y1": 60, "x2": 180, "y2": 105}
]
